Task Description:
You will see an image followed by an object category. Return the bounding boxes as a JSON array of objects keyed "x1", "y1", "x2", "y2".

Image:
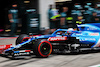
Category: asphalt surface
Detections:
[{"x1": 0, "y1": 37, "x2": 100, "y2": 67}]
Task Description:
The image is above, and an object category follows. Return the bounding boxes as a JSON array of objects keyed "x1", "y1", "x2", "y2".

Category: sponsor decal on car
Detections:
[
  {"x1": 48, "y1": 36, "x2": 67, "y2": 41},
  {"x1": 87, "y1": 27, "x2": 97, "y2": 30},
  {"x1": 79, "y1": 38, "x2": 96, "y2": 41},
  {"x1": 89, "y1": 33, "x2": 99, "y2": 36},
  {"x1": 0, "y1": 44, "x2": 12, "y2": 50},
  {"x1": 51, "y1": 43, "x2": 60, "y2": 45},
  {"x1": 14, "y1": 52, "x2": 30, "y2": 56},
  {"x1": 76, "y1": 33, "x2": 82, "y2": 35},
  {"x1": 85, "y1": 38, "x2": 96, "y2": 41},
  {"x1": 0, "y1": 45, "x2": 6, "y2": 49}
]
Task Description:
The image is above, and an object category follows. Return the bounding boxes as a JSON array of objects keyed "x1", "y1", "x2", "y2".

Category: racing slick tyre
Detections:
[
  {"x1": 16, "y1": 34, "x2": 30, "y2": 45},
  {"x1": 33, "y1": 39, "x2": 52, "y2": 58}
]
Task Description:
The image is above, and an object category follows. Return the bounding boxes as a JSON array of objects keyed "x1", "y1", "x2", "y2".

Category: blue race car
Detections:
[
  {"x1": 1, "y1": 23, "x2": 100, "y2": 59},
  {"x1": 0, "y1": 29, "x2": 75, "y2": 58}
]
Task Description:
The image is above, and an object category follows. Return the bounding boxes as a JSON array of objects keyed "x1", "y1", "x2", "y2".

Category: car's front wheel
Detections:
[
  {"x1": 33, "y1": 39, "x2": 52, "y2": 57},
  {"x1": 16, "y1": 34, "x2": 30, "y2": 45}
]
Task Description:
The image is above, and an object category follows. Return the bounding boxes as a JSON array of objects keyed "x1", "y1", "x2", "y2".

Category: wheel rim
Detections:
[
  {"x1": 38, "y1": 41, "x2": 52, "y2": 57},
  {"x1": 40, "y1": 43, "x2": 51, "y2": 55}
]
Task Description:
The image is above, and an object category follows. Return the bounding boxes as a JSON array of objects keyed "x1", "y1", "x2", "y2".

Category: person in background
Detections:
[
  {"x1": 83, "y1": 4, "x2": 93, "y2": 23},
  {"x1": 91, "y1": 12, "x2": 100, "y2": 22},
  {"x1": 91, "y1": 3, "x2": 100, "y2": 22},
  {"x1": 94, "y1": 4, "x2": 98, "y2": 12},
  {"x1": 60, "y1": 7, "x2": 68, "y2": 28},
  {"x1": 95, "y1": 8, "x2": 100, "y2": 23},
  {"x1": 8, "y1": 4, "x2": 19, "y2": 36},
  {"x1": 76, "y1": 16, "x2": 84, "y2": 25},
  {"x1": 95, "y1": 4, "x2": 100, "y2": 17},
  {"x1": 73, "y1": 16, "x2": 84, "y2": 31},
  {"x1": 48, "y1": 5, "x2": 60, "y2": 34}
]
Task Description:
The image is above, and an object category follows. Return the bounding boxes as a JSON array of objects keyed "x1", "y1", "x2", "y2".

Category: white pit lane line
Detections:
[{"x1": 89, "y1": 64, "x2": 100, "y2": 67}]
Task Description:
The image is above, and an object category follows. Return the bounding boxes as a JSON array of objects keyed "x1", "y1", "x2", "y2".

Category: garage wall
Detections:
[{"x1": 39, "y1": 0, "x2": 55, "y2": 29}]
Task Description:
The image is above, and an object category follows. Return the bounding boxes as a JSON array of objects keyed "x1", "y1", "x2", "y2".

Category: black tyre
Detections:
[
  {"x1": 33, "y1": 39, "x2": 52, "y2": 57},
  {"x1": 16, "y1": 34, "x2": 30, "y2": 45}
]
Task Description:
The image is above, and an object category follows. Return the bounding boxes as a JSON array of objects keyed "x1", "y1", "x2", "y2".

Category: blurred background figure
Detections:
[
  {"x1": 8, "y1": 4, "x2": 19, "y2": 36},
  {"x1": 91, "y1": 12, "x2": 100, "y2": 22},
  {"x1": 60, "y1": 7, "x2": 68, "y2": 29},
  {"x1": 96, "y1": 8, "x2": 100, "y2": 23},
  {"x1": 72, "y1": 3, "x2": 82, "y2": 16},
  {"x1": 96, "y1": 3, "x2": 100, "y2": 16},
  {"x1": 83, "y1": 2, "x2": 98, "y2": 23},
  {"x1": 76, "y1": 16, "x2": 84, "y2": 25},
  {"x1": 71, "y1": 3, "x2": 83, "y2": 28},
  {"x1": 48, "y1": 4, "x2": 60, "y2": 34},
  {"x1": 84, "y1": 4, "x2": 92, "y2": 22}
]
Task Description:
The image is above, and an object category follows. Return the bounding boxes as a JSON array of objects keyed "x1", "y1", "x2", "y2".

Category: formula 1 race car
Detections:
[
  {"x1": 1, "y1": 23, "x2": 100, "y2": 59},
  {"x1": 0, "y1": 30, "x2": 77, "y2": 59}
]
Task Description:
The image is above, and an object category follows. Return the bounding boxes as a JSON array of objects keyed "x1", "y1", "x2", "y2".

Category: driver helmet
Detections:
[{"x1": 68, "y1": 28, "x2": 74, "y2": 31}]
